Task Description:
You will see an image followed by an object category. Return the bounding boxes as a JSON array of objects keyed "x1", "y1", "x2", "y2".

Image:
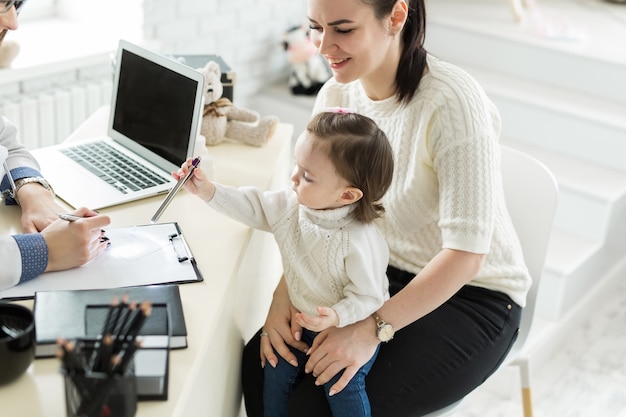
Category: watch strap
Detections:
[
  {"x1": 373, "y1": 313, "x2": 394, "y2": 342},
  {"x1": 9, "y1": 177, "x2": 55, "y2": 205}
]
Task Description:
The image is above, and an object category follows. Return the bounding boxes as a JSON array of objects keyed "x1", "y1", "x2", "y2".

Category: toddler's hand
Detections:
[
  {"x1": 295, "y1": 306, "x2": 339, "y2": 332},
  {"x1": 173, "y1": 158, "x2": 216, "y2": 202}
]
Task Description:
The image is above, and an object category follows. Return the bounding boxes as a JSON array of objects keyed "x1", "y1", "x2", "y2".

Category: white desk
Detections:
[{"x1": 0, "y1": 107, "x2": 293, "y2": 417}]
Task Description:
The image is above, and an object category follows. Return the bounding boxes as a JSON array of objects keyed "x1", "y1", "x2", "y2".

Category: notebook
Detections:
[{"x1": 31, "y1": 39, "x2": 205, "y2": 210}]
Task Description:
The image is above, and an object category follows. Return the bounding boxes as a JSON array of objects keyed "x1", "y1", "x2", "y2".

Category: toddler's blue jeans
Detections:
[{"x1": 263, "y1": 328, "x2": 379, "y2": 417}]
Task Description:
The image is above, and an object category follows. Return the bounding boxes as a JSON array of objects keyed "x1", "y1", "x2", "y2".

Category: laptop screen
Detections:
[{"x1": 109, "y1": 40, "x2": 204, "y2": 171}]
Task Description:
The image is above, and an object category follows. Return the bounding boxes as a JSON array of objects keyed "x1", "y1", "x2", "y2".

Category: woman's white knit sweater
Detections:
[
  {"x1": 313, "y1": 55, "x2": 531, "y2": 307},
  {"x1": 208, "y1": 185, "x2": 389, "y2": 327}
]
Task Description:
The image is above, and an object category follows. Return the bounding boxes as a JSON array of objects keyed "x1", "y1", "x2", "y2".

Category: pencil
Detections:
[
  {"x1": 116, "y1": 300, "x2": 137, "y2": 341},
  {"x1": 59, "y1": 339, "x2": 85, "y2": 374},
  {"x1": 108, "y1": 294, "x2": 129, "y2": 336},
  {"x1": 101, "y1": 296, "x2": 119, "y2": 336},
  {"x1": 115, "y1": 340, "x2": 142, "y2": 375},
  {"x1": 125, "y1": 301, "x2": 152, "y2": 343},
  {"x1": 92, "y1": 334, "x2": 113, "y2": 373}
]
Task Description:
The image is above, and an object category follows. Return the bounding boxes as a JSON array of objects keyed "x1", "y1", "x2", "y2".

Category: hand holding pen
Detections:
[
  {"x1": 172, "y1": 157, "x2": 216, "y2": 203},
  {"x1": 41, "y1": 207, "x2": 111, "y2": 272},
  {"x1": 150, "y1": 156, "x2": 201, "y2": 223}
]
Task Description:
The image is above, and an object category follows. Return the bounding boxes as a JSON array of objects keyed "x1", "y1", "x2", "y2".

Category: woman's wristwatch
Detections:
[{"x1": 373, "y1": 313, "x2": 395, "y2": 342}]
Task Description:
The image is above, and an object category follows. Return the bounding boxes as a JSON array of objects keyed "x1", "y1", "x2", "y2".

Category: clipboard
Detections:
[{"x1": 0, "y1": 222, "x2": 203, "y2": 300}]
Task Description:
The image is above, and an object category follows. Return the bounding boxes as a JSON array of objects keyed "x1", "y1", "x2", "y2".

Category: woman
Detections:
[
  {"x1": 241, "y1": 0, "x2": 530, "y2": 415},
  {"x1": 1, "y1": 0, "x2": 111, "y2": 290}
]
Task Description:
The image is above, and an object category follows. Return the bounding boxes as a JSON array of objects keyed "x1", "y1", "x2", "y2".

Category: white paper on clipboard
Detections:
[{"x1": 0, "y1": 222, "x2": 203, "y2": 300}]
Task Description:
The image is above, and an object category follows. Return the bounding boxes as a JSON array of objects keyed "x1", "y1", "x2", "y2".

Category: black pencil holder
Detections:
[{"x1": 64, "y1": 370, "x2": 137, "y2": 417}]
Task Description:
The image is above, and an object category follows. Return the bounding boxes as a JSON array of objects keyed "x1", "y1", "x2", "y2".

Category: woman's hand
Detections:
[
  {"x1": 260, "y1": 277, "x2": 310, "y2": 368},
  {"x1": 305, "y1": 317, "x2": 379, "y2": 395},
  {"x1": 16, "y1": 182, "x2": 64, "y2": 233},
  {"x1": 42, "y1": 207, "x2": 111, "y2": 272}
]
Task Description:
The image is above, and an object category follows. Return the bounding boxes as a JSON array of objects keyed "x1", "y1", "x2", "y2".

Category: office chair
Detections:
[{"x1": 422, "y1": 145, "x2": 559, "y2": 417}]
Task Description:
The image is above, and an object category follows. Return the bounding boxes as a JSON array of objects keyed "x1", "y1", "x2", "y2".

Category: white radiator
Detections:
[{"x1": 1, "y1": 79, "x2": 113, "y2": 150}]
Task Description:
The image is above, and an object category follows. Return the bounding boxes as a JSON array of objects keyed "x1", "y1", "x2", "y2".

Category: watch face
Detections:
[{"x1": 378, "y1": 324, "x2": 394, "y2": 342}]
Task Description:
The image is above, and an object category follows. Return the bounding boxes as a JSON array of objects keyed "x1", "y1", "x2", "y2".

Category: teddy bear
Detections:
[
  {"x1": 282, "y1": 24, "x2": 331, "y2": 95},
  {"x1": 198, "y1": 61, "x2": 278, "y2": 147},
  {"x1": 0, "y1": 39, "x2": 20, "y2": 68}
]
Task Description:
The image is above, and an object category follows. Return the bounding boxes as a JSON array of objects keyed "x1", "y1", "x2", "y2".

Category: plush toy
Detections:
[
  {"x1": 198, "y1": 61, "x2": 278, "y2": 147},
  {"x1": 0, "y1": 39, "x2": 20, "y2": 68},
  {"x1": 283, "y1": 24, "x2": 331, "y2": 96}
]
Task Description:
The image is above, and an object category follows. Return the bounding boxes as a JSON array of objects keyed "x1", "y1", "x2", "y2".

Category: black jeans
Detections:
[{"x1": 241, "y1": 265, "x2": 522, "y2": 417}]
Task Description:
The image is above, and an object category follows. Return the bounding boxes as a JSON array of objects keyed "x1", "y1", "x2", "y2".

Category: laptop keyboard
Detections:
[{"x1": 61, "y1": 142, "x2": 169, "y2": 194}]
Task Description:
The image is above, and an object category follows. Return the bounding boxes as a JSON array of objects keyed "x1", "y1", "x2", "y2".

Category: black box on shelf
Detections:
[{"x1": 172, "y1": 54, "x2": 236, "y2": 102}]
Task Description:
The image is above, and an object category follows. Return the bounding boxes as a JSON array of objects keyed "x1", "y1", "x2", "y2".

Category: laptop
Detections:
[{"x1": 32, "y1": 39, "x2": 205, "y2": 210}]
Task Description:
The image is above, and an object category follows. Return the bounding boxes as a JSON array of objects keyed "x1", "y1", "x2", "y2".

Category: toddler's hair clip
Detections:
[{"x1": 324, "y1": 106, "x2": 357, "y2": 114}]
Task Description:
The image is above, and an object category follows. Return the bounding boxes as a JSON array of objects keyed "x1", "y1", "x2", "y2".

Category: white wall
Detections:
[
  {"x1": 1, "y1": 0, "x2": 309, "y2": 147},
  {"x1": 143, "y1": 0, "x2": 308, "y2": 107}
]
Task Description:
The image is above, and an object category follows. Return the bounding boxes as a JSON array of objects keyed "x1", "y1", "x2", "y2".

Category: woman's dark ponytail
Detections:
[
  {"x1": 397, "y1": 0, "x2": 427, "y2": 104},
  {"x1": 365, "y1": 0, "x2": 428, "y2": 105}
]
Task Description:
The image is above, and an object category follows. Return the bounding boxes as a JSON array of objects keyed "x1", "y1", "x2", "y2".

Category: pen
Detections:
[
  {"x1": 59, "y1": 213, "x2": 85, "y2": 222},
  {"x1": 150, "y1": 156, "x2": 201, "y2": 224},
  {"x1": 59, "y1": 214, "x2": 111, "y2": 246},
  {"x1": 2, "y1": 160, "x2": 17, "y2": 200}
]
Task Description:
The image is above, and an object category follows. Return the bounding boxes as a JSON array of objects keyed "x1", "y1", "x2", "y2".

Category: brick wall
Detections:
[{"x1": 143, "y1": 0, "x2": 308, "y2": 108}]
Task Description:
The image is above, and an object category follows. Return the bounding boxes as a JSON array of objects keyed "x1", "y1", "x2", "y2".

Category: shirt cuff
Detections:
[
  {"x1": 12, "y1": 233, "x2": 49, "y2": 283},
  {"x1": 2, "y1": 167, "x2": 43, "y2": 206}
]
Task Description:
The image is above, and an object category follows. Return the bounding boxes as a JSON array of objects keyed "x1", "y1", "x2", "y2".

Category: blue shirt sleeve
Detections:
[
  {"x1": 1, "y1": 167, "x2": 43, "y2": 205},
  {"x1": 12, "y1": 233, "x2": 49, "y2": 283}
]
